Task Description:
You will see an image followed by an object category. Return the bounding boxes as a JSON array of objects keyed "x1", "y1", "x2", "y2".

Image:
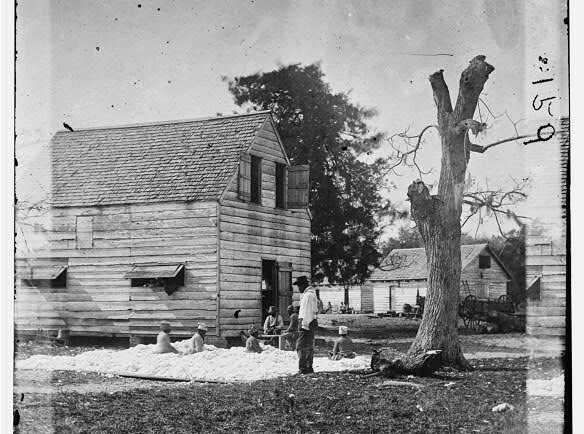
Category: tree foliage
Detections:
[{"x1": 225, "y1": 63, "x2": 393, "y2": 285}]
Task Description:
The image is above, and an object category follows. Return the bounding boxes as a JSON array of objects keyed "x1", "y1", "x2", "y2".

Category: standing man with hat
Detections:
[{"x1": 293, "y1": 275, "x2": 319, "y2": 374}]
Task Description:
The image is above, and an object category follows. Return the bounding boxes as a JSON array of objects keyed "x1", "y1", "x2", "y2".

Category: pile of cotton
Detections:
[{"x1": 16, "y1": 339, "x2": 370, "y2": 382}]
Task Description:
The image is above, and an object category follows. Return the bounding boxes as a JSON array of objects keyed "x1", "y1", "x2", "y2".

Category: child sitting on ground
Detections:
[
  {"x1": 245, "y1": 324, "x2": 263, "y2": 353},
  {"x1": 329, "y1": 326, "x2": 356, "y2": 360},
  {"x1": 152, "y1": 321, "x2": 179, "y2": 354}
]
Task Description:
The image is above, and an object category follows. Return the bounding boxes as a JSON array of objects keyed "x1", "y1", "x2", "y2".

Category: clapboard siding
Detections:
[
  {"x1": 316, "y1": 285, "x2": 362, "y2": 312},
  {"x1": 15, "y1": 201, "x2": 219, "y2": 338},
  {"x1": 217, "y1": 120, "x2": 311, "y2": 337},
  {"x1": 525, "y1": 233, "x2": 567, "y2": 338},
  {"x1": 459, "y1": 254, "x2": 508, "y2": 299}
]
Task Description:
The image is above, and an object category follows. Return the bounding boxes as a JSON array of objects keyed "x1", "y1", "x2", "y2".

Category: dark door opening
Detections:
[{"x1": 261, "y1": 260, "x2": 277, "y2": 321}]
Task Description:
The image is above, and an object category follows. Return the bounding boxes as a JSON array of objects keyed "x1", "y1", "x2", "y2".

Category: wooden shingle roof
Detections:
[
  {"x1": 370, "y1": 244, "x2": 496, "y2": 281},
  {"x1": 50, "y1": 111, "x2": 271, "y2": 207}
]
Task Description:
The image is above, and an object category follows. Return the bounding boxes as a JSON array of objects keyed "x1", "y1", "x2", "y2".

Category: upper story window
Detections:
[
  {"x1": 250, "y1": 155, "x2": 262, "y2": 204},
  {"x1": 479, "y1": 255, "x2": 491, "y2": 269},
  {"x1": 275, "y1": 163, "x2": 287, "y2": 209},
  {"x1": 239, "y1": 151, "x2": 309, "y2": 209},
  {"x1": 76, "y1": 216, "x2": 93, "y2": 249}
]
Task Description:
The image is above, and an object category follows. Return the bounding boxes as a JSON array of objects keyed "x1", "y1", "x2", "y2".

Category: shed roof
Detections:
[
  {"x1": 369, "y1": 243, "x2": 506, "y2": 281},
  {"x1": 50, "y1": 111, "x2": 271, "y2": 207}
]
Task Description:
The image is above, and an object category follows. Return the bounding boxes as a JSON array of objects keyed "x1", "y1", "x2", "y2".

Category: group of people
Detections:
[
  {"x1": 152, "y1": 275, "x2": 355, "y2": 375},
  {"x1": 152, "y1": 322, "x2": 208, "y2": 354},
  {"x1": 244, "y1": 275, "x2": 355, "y2": 373}
]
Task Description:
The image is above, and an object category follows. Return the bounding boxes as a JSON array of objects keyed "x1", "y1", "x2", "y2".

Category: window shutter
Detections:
[
  {"x1": 287, "y1": 165, "x2": 309, "y2": 208},
  {"x1": 238, "y1": 151, "x2": 251, "y2": 202}
]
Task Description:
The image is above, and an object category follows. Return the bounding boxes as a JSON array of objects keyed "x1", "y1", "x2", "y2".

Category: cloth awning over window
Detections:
[
  {"x1": 21, "y1": 265, "x2": 67, "y2": 280},
  {"x1": 123, "y1": 264, "x2": 184, "y2": 279}
]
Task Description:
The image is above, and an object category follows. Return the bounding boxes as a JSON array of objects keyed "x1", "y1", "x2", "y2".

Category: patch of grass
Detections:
[{"x1": 31, "y1": 358, "x2": 532, "y2": 434}]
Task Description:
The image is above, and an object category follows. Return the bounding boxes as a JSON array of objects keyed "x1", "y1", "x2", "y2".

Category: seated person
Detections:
[
  {"x1": 263, "y1": 306, "x2": 284, "y2": 342},
  {"x1": 152, "y1": 321, "x2": 179, "y2": 354},
  {"x1": 280, "y1": 305, "x2": 299, "y2": 350},
  {"x1": 245, "y1": 324, "x2": 263, "y2": 353},
  {"x1": 187, "y1": 323, "x2": 207, "y2": 353},
  {"x1": 329, "y1": 326, "x2": 356, "y2": 360}
]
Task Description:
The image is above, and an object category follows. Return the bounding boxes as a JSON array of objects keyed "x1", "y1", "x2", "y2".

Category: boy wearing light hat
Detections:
[
  {"x1": 263, "y1": 306, "x2": 284, "y2": 335},
  {"x1": 152, "y1": 321, "x2": 179, "y2": 354},
  {"x1": 329, "y1": 326, "x2": 356, "y2": 360},
  {"x1": 245, "y1": 324, "x2": 264, "y2": 353},
  {"x1": 187, "y1": 323, "x2": 208, "y2": 353}
]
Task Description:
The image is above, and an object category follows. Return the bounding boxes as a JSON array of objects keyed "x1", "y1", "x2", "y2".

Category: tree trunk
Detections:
[{"x1": 403, "y1": 56, "x2": 495, "y2": 370}]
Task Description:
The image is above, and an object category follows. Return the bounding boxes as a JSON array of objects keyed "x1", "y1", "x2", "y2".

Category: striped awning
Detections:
[{"x1": 123, "y1": 264, "x2": 184, "y2": 279}]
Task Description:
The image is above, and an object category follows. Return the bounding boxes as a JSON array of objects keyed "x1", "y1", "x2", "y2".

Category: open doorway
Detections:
[{"x1": 261, "y1": 260, "x2": 277, "y2": 321}]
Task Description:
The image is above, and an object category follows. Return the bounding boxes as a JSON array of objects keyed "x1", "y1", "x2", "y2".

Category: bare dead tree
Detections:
[{"x1": 381, "y1": 55, "x2": 536, "y2": 371}]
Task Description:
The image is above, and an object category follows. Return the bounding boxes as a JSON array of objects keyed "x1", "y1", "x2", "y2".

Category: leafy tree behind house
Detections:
[{"x1": 225, "y1": 64, "x2": 393, "y2": 290}]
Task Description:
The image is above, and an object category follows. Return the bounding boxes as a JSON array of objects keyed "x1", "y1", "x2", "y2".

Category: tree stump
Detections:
[{"x1": 370, "y1": 348, "x2": 443, "y2": 378}]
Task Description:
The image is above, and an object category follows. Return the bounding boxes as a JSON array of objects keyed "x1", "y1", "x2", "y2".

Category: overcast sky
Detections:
[{"x1": 15, "y1": 0, "x2": 569, "y2": 236}]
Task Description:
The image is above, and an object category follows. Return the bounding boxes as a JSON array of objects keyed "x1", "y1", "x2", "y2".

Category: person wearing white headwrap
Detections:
[
  {"x1": 187, "y1": 323, "x2": 208, "y2": 353},
  {"x1": 329, "y1": 325, "x2": 356, "y2": 360}
]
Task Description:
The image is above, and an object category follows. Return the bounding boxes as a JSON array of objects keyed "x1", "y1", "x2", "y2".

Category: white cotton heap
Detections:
[{"x1": 15, "y1": 339, "x2": 370, "y2": 382}]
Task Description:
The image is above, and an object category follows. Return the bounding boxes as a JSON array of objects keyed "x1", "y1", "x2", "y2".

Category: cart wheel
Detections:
[{"x1": 467, "y1": 316, "x2": 480, "y2": 330}]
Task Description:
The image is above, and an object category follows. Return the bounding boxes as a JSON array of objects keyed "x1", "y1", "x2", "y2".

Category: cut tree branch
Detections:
[
  {"x1": 429, "y1": 70, "x2": 453, "y2": 127},
  {"x1": 469, "y1": 134, "x2": 534, "y2": 153}
]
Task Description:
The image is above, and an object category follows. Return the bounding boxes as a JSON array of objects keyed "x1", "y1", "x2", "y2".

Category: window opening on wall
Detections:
[
  {"x1": 76, "y1": 216, "x2": 93, "y2": 249},
  {"x1": 250, "y1": 155, "x2": 262, "y2": 204},
  {"x1": 275, "y1": 163, "x2": 286, "y2": 209},
  {"x1": 125, "y1": 264, "x2": 185, "y2": 296},
  {"x1": 22, "y1": 266, "x2": 67, "y2": 288},
  {"x1": 479, "y1": 255, "x2": 491, "y2": 269}
]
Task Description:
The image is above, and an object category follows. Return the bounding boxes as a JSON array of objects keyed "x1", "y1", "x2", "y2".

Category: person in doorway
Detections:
[
  {"x1": 152, "y1": 321, "x2": 179, "y2": 354},
  {"x1": 329, "y1": 326, "x2": 356, "y2": 360},
  {"x1": 294, "y1": 276, "x2": 319, "y2": 374},
  {"x1": 281, "y1": 305, "x2": 299, "y2": 350},
  {"x1": 245, "y1": 324, "x2": 264, "y2": 353},
  {"x1": 263, "y1": 305, "x2": 284, "y2": 337},
  {"x1": 187, "y1": 323, "x2": 207, "y2": 353}
]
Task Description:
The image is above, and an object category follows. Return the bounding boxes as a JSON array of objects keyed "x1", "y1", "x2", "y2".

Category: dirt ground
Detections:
[{"x1": 11, "y1": 318, "x2": 566, "y2": 433}]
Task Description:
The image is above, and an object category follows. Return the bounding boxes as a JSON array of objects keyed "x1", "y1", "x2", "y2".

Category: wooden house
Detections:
[
  {"x1": 523, "y1": 117, "x2": 568, "y2": 340},
  {"x1": 368, "y1": 244, "x2": 512, "y2": 314},
  {"x1": 314, "y1": 284, "x2": 374, "y2": 313},
  {"x1": 15, "y1": 111, "x2": 311, "y2": 344}
]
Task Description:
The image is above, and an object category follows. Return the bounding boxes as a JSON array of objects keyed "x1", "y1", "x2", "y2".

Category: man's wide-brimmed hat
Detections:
[
  {"x1": 293, "y1": 276, "x2": 309, "y2": 286},
  {"x1": 339, "y1": 326, "x2": 349, "y2": 335},
  {"x1": 267, "y1": 306, "x2": 278, "y2": 315},
  {"x1": 197, "y1": 323, "x2": 208, "y2": 331}
]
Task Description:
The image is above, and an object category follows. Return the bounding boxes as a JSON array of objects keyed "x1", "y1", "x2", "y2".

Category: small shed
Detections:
[
  {"x1": 314, "y1": 284, "x2": 374, "y2": 313},
  {"x1": 15, "y1": 111, "x2": 311, "y2": 343},
  {"x1": 368, "y1": 244, "x2": 512, "y2": 314}
]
